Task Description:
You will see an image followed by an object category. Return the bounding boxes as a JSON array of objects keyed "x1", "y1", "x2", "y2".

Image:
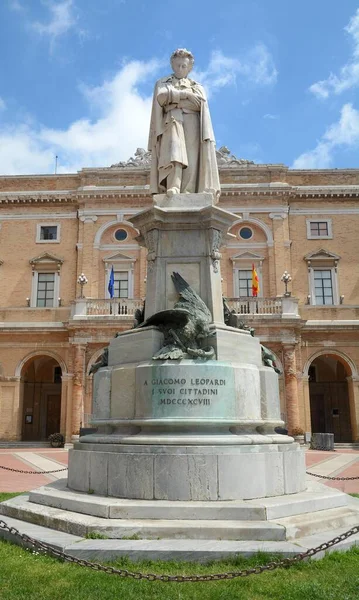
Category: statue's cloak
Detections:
[{"x1": 148, "y1": 75, "x2": 220, "y2": 198}]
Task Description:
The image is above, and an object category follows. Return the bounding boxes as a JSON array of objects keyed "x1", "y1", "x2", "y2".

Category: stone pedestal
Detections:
[
  {"x1": 130, "y1": 193, "x2": 237, "y2": 322},
  {"x1": 68, "y1": 442, "x2": 305, "y2": 501},
  {"x1": 67, "y1": 191, "x2": 306, "y2": 501}
]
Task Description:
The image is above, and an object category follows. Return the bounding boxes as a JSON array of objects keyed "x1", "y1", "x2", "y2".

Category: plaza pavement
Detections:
[{"x1": 0, "y1": 447, "x2": 359, "y2": 494}]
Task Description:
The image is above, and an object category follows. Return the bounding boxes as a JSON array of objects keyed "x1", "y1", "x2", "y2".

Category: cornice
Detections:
[
  {"x1": 1, "y1": 183, "x2": 359, "y2": 205},
  {"x1": 220, "y1": 184, "x2": 359, "y2": 199},
  {"x1": 0, "y1": 191, "x2": 77, "y2": 205},
  {"x1": 75, "y1": 185, "x2": 150, "y2": 199}
]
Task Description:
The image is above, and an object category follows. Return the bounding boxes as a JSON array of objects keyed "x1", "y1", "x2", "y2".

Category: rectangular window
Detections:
[
  {"x1": 310, "y1": 222, "x2": 328, "y2": 237},
  {"x1": 36, "y1": 273, "x2": 55, "y2": 307},
  {"x1": 314, "y1": 269, "x2": 334, "y2": 305},
  {"x1": 40, "y1": 226, "x2": 58, "y2": 241},
  {"x1": 238, "y1": 270, "x2": 253, "y2": 297},
  {"x1": 306, "y1": 219, "x2": 332, "y2": 239},
  {"x1": 114, "y1": 271, "x2": 129, "y2": 298}
]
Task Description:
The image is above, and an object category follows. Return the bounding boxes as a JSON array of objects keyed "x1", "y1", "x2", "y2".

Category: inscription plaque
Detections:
[{"x1": 136, "y1": 362, "x2": 237, "y2": 419}]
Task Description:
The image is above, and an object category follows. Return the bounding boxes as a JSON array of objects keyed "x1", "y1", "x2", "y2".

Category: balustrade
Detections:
[
  {"x1": 71, "y1": 298, "x2": 143, "y2": 319},
  {"x1": 226, "y1": 297, "x2": 283, "y2": 315}
]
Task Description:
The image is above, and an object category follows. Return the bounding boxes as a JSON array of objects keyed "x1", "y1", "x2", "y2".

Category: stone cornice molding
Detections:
[
  {"x1": 0, "y1": 191, "x2": 77, "y2": 205},
  {"x1": 269, "y1": 212, "x2": 287, "y2": 220},
  {"x1": 75, "y1": 186, "x2": 150, "y2": 200},
  {"x1": 79, "y1": 215, "x2": 98, "y2": 223},
  {"x1": 61, "y1": 373, "x2": 74, "y2": 381},
  {"x1": 1, "y1": 184, "x2": 359, "y2": 204},
  {"x1": 0, "y1": 375, "x2": 21, "y2": 383}
]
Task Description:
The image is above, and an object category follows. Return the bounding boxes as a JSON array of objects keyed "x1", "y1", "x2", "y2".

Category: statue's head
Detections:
[{"x1": 170, "y1": 48, "x2": 194, "y2": 79}]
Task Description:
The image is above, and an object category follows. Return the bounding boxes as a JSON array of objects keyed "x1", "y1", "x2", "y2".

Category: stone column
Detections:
[
  {"x1": 0, "y1": 377, "x2": 22, "y2": 441},
  {"x1": 12, "y1": 377, "x2": 22, "y2": 441},
  {"x1": 60, "y1": 373, "x2": 72, "y2": 441},
  {"x1": 71, "y1": 344, "x2": 86, "y2": 439},
  {"x1": 64, "y1": 374, "x2": 74, "y2": 443},
  {"x1": 283, "y1": 344, "x2": 300, "y2": 434},
  {"x1": 347, "y1": 376, "x2": 359, "y2": 442},
  {"x1": 301, "y1": 375, "x2": 312, "y2": 433}
]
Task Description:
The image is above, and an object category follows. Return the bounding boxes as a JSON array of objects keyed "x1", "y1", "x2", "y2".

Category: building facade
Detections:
[{"x1": 1, "y1": 152, "x2": 359, "y2": 443}]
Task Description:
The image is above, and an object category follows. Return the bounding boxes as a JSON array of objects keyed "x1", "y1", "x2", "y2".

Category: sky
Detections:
[{"x1": 1, "y1": 0, "x2": 359, "y2": 175}]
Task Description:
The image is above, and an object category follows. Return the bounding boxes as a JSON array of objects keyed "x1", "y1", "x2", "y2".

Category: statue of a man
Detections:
[{"x1": 148, "y1": 49, "x2": 220, "y2": 198}]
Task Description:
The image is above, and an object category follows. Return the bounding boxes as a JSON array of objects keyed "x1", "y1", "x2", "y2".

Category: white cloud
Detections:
[
  {"x1": 194, "y1": 44, "x2": 277, "y2": 95},
  {"x1": 292, "y1": 103, "x2": 359, "y2": 168},
  {"x1": 31, "y1": 0, "x2": 79, "y2": 45},
  {"x1": 263, "y1": 113, "x2": 279, "y2": 120},
  {"x1": 310, "y1": 9, "x2": 359, "y2": 98},
  {"x1": 0, "y1": 59, "x2": 159, "y2": 175},
  {"x1": 0, "y1": 97, "x2": 6, "y2": 111},
  {"x1": 0, "y1": 47, "x2": 277, "y2": 175}
]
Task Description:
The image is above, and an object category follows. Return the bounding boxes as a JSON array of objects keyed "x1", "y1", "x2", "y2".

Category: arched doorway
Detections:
[
  {"x1": 308, "y1": 354, "x2": 352, "y2": 442},
  {"x1": 21, "y1": 355, "x2": 62, "y2": 441}
]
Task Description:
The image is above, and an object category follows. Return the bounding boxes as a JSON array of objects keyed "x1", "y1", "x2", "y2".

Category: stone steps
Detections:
[
  {"x1": 0, "y1": 495, "x2": 286, "y2": 541},
  {"x1": 2, "y1": 492, "x2": 359, "y2": 543},
  {"x1": 2, "y1": 514, "x2": 359, "y2": 563},
  {"x1": 28, "y1": 479, "x2": 348, "y2": 521},
  {"x1": 276, "y1": 506, "x2": 359, "y2": 539}
]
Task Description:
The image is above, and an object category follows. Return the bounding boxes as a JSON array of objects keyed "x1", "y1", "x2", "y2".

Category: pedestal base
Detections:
[
  {"x1": 67, "y1": 442, "x2": 306, "y2": 501},
  {"x1": 3, "y1": 479, "x2": 359, "y2": 563}
]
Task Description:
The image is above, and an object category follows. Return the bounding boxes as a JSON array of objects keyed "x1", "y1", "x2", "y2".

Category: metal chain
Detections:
[
  {"x1": 0, "y1": 464, "x2": 67, "y2": 474},
  {"x1": 306, "y1": 470, "x2": 359, "y2": 481},
  {"x1": 2, "y1": 463, "x2": 359, "y2": 480},
  {"x1": 0, "y1": 517, "x2": 358, "y2": 583}
]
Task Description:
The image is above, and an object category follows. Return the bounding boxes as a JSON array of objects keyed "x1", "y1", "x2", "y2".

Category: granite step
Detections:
[
  {"x1": 0, "y1": 514, "x2": 82, "y2": 551},
  {"x1": 276, "y1": 506, "x2": 359, "y2": 540},
  {"x1": 29, "y1": 481, "x2": 266, "y2": 520},
  {"x1": 1, "y1": 515, "x2": 359, "y2": 563},
  {"x1": 0, "y1": 495, "x2": 286, "y2": 541},
  {"x1": 28, "y1": 479, "x2": 348, "y2": 521}
]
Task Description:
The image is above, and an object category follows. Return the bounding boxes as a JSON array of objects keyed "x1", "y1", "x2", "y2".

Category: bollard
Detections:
[{"x1": 311, "y1": 432, "x2": 334, "y2": 451}]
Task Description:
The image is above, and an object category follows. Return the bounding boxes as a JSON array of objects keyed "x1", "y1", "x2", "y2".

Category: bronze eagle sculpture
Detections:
[{"x1": 140, "y1": 272, "x2": 215, "y2": 360}]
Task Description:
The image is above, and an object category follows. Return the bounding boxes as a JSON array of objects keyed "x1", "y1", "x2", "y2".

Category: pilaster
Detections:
[
  {"x1": 347, "y1": 376, "x2": 359, "y2": 442},
  {"x1": 283, "y1": 344, "x2": 300, "y2": 433},
  {"x1": 71, "y1": 344, "x2": 86, "y2": 438},
  {"x1": 79, "y1": 216, "x2": 97, "y2": 295},
  {"x1": 269, "y1": 212, "x2": 291, "y2": 295}
]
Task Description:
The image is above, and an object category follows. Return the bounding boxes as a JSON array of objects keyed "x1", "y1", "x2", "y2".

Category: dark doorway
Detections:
[
  {"x1": 21, "y1": 356, "x2": 62, "y2": 441},
  {"x1": 309, "y1": 355, "x2": 352, "y2": 443}
]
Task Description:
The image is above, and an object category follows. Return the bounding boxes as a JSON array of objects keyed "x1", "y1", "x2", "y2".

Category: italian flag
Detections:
[{"x1": 252, "y1": 264, "x2": 260, "y2": 297}]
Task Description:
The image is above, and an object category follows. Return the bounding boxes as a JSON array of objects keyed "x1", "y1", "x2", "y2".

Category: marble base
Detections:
[
  {"x1": 67, "y1": 442, "x2": 306, "y2": 500},
  {"x1": 92, "y1": 348, "x2": 282, "y2": 437},
  {"x1": 2, "y1": 482, "x2": 359, "y2": 561}
]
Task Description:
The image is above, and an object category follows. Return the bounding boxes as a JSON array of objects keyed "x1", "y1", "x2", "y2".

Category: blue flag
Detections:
[{"x1": 108, "y1": 265, "x2": 115, "y2": 298}]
